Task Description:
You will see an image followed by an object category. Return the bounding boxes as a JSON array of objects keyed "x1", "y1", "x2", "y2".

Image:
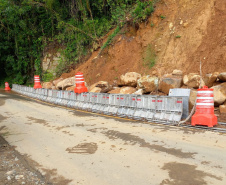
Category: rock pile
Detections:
[{"x1": 43, "y1": 71, "x2": 226, "y2": 112}]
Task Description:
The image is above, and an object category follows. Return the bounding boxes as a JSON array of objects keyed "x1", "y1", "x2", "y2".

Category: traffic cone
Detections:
[
  {"x1": 74, "y1": 72, "x2": 88, "y2": 94},
  {"x1": 191, "y1": 86, "x2": 217, "y2": 127},
  {"x1": 5, "y1": 82, "x2": 11, "y2": 91},
  {"x1": 34, "y1": 75, "x2": 42, "y2": 89}
]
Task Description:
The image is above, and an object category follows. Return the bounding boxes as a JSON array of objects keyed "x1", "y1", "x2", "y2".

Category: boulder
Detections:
[
  {"x1": 120, "y1": 87, "x2": 137, "y2": 94},
  {"x1": 53, "y1": 77, "x2": 64, "y2": 86},
  {"x1": 152, "y1": 70, "x2": 157, "y2": 76},
  {"x1": 183, "y1": 73, "x2": 205, "y2": 88},
  {"x1": 172, "y1": 69, "x2": 183, "y2": 76},
  {"x1": 218, "y1": 72, "x2": 226, "y2": 82},
  {"x1": 52, "y1": 86, "x2": 57, "y2": 90},
  {"x1": 119, "y1": 72, "x2": 141, "y2": 87},
  {"x1": 133, "y1": 89, "x2": 144, "y2": 95},
  {"x1": 108, "y1": 88, "x2": 121, "y2": 94},
  {"x1": 203, "y1": 72, "x2": 219, "y2": 87},
  {"x1": 56, "y1": 77, "x2": 75, "y2": 90},
  {"x1": 89, "y1": 81, "x2": 109, "y2": 92},
  {"x1": 66, "y1": 86, "x2": 75, "y2": 91},
  {"x1": 137, "y1": 76, "x2": 158, "y2": 93},
  {"x1": 219, "y1": 105, "x2": 226, "y2": 113},
  {"x1": 189, "y1": 89, "x2": 197, "y2": 111},
  {"x1": 90, "y1": 87, "x2": 102, "y2": 93},
  {"x1": 212, "y1": 83, "x2": 226, "y2": 106},
  {"x1": 108, "y1": 87, "x2": 136, "y2": 94},
  {"x1": 100, "y1": 86, "x2": 113, "y2": 93},
  {"x1": 159, "y1": 74, "x2": 182, "y2": 94},
  {"x1": 42, "y1": 82, "x2": 53, "y2": 89}
]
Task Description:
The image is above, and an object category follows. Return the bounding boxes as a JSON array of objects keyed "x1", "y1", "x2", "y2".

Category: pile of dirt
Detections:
[{"x1": 57, "y1": 0, "x2": 225, "y2": 87}]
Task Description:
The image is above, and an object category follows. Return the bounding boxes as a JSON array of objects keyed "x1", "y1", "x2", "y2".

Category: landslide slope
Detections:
[{"x1": 61, "y1": 0, "x2": 226, "y2": 85}]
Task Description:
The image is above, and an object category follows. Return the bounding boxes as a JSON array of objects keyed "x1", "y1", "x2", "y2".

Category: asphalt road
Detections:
[{"x1": 0, "y1": 89, "x2": 226, "y2": 185}]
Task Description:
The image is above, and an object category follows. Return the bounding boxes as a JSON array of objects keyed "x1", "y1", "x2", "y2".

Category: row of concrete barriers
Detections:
[{"x1": 12, "y1": 84, "x2": 184, "y2": 123}]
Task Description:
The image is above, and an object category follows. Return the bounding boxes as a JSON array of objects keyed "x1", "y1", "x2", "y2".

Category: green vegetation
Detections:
[
  {"x1": 42, "y1": 72, "x2": 54, "y2": 82},
  {"x1": 0, "y1": 0, "x2": 158, "y2": 86},
  {"x1": 160, "y1": 15, "x2": 166, "y2": 20},
  {"x1": 176, "y1": 35, "x2": 181, "y2": 38},
  {"x1": 143, "y1": 44, "x2": 156, "y2": 69}
]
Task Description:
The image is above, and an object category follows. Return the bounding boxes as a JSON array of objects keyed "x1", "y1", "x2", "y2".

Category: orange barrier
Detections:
[
  {"x1": 191, "y1": 86, "x2": 217, "y2": 127},
  {"x1": 34, "y1": 75, "x2": 42, "y2": 89},
  {"x1": 5, "y1": 82, "x2": 11, "y2": 91},
  {"x1": 74, "y1": 72, "x2": 88, "y2": 94}
]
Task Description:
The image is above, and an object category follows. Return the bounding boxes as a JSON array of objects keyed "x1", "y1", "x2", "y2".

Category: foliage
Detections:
[
  {"x1": 176, "y1": 35, "x2": 181, "y2": 38},
  {"x1": 0, "y1": 0, "x2": 157, "y2": 86},
  {"x1": 42, "y1": 72, "x2": 54, "y2": 82},
  {"x1": 143, "y1": 44, "x2": 156, "y2": 69},
  {"x1": 132, "y1": 0, "x2": 154, "y2": 22},
  {"x1": 101, "y1": 26, "x2": 121, "y2": 51},
  {"x1": 0, "y1": 0, "x2": 56, "y2": 85},
  {"x1": 160, "y1": 15, "x2": 166, "y2": 20}
]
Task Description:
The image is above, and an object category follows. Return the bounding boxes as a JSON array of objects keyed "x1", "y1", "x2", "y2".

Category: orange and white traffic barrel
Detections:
[
  {"x1": 74, "y1": 72, "x2": 88, "y2": 94},
  {"x1": 34, "y1": 75, "x2": 42, "y2": 89},
  {"x1": 191, "y1": 86, "x2": 217, "y2": 127},
  {"x1": 5, "y1": 82, "x2": 11, "y2": 91}
]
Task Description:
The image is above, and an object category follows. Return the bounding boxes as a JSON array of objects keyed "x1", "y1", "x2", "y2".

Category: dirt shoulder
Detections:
[{"x1": 0, "y1": 131, "x2": 52, "y2": 185}]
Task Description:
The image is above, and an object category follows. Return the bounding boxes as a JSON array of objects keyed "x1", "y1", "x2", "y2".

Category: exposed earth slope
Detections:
[{"x1": 59, "y1": 0, "x2": 226, "y2": 86}]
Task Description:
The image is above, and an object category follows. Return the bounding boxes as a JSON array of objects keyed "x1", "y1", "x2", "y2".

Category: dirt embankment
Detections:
[{"x1": 60, "y1": 0, "x2": 226, "y2": 86}]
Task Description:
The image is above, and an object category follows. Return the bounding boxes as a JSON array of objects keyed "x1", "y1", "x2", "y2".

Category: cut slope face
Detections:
[{"x1": 61, "y1": 0, "x2": 226, "y2": 86}]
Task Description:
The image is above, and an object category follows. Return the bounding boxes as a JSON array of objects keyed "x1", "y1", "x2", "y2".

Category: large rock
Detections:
[
  {"x1": 52, "y1": 86, "x2": 57, "y2": 90},
  {"x1": 53, "y1": 77, "x2": 64, "y2": 86},
  {"x1": 137, "y1": 76, "x2": 158, "y2": 93},
  {"x1": 42, "y1": 82, "x2": 53, "y2": 89},
  {"x1": 159, "y1": 74, "x2": 182, "y2": 94},
  {"x1": 90, "y1": 87, "x2": 102, "y2": 93},
  {"x1": 212, "y1": 83, "x2": 226, "y2": 106},
  {"x1": 56, "y1": 77, "x2": 75, "y2": 90},
  {"x1": 108, "y1": 88, "x2": 121, "y2": 94},
  {"x1": 120, "y1": 87, "x2": 137, "y2": 94},
  {"x1": 203, "y1": 72, "x2": 219, "y2": 87},
  {"x1": 183, "y1": 73, "x2": 205, "y2": 88},
  {"x1": 89, "y1": 81, "x2": 109, "y2": 92},
  {"x1": 172, "y1": 69, "x2": 183, "y2": 76},
  {"x1": 100, "y1": 86, "x2": 113, "y2": 93},
  {"x1": 66, "y1": 86, "x2": 75, "y2": 91},
  {"x1": 108, "y1": 87, "x2": 136, "y2": 94},
  {"x1": 218, "y1": 72, "x2": 226, "y2": 82},
  {"x1": 133, "y1": 89, "x2": 144, "y2": 95},
  {"x1": 219, "y1": 105, "x2": 226, "y2": 113},
  {"x1": 119, "y1": 72, "x2": 141, "y2": 87},
  {"x1": 189, "y1": 89, "x2": 197, "y2": 111}
]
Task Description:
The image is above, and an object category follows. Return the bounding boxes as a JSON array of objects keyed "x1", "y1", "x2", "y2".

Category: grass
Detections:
[
  {"x1": 101, "y1": 26, "x2": 121, "y2": 50},
  {"x1": 143, "y1": 44, "x2": 156, "y2": 69},
  {"x1": 160, "y1": 15, "x2": 166, "y2": 20}
]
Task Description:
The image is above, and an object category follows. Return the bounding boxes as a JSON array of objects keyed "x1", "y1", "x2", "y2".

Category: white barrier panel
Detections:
[
  {"x1": 12, "y1": 84, "x2": 184, "y2": 123},
  {"x1": 146, "y1": 96, "x2": 157, "y2": 121},
  {"x1": 133, "y1": 95, "x2": 143, "y2": 120},
  {"x1": 103, "y1": 94, "x2": 110, "y2": 115},
  {"x1": 126, "y1": 95, "x2": 137, "y2": 119}
]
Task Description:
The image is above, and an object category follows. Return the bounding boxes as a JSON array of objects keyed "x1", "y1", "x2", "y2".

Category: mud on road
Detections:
[{"x1": 0, "y1": 132, "x2": 50, "y2": 185}]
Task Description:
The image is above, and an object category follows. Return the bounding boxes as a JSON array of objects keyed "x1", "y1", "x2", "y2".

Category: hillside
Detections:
[{"x1": 58, "y1": 0, "x2": 226, "y2": 86}]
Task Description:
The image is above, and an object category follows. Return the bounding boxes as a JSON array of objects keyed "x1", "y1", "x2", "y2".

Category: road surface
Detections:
[{"x1": 0, "y1": 89, "x2": 226, "y2": 185}]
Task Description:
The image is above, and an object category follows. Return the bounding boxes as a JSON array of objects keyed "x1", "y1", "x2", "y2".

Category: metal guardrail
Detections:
[{"x1": 12, "y1": 84, "x2": 184, "y2": 123}]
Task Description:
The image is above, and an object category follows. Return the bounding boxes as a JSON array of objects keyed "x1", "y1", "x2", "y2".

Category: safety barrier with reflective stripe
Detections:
[{"x1": 12, "y1": 84, "x2": 184, "y2": 123}]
